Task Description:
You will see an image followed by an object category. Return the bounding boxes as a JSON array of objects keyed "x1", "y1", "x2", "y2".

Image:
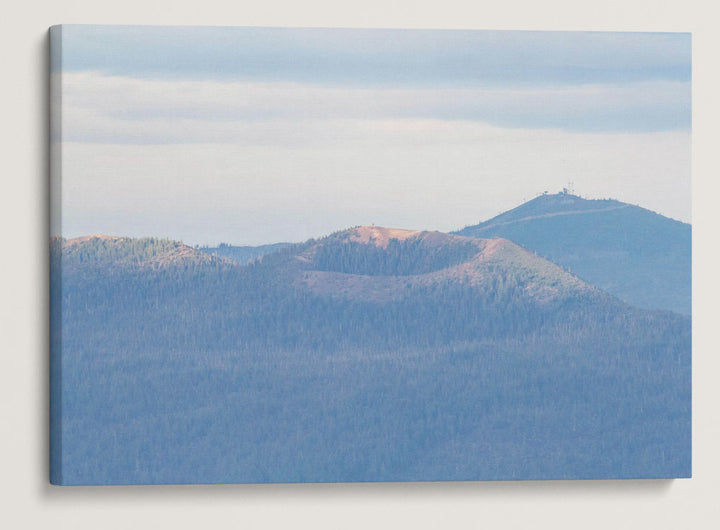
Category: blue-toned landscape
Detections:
[
  {"x1": 50, "y1": 26, "x2": 691, "y2": 485},
  {"x1": 50, "y1": 193, "x2": 691, "y2": 484}
]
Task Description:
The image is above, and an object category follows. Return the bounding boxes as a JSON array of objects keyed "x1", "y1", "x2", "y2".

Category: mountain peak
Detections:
[
  {"x1": 345, "y1": 225, "x2": 424, "y2": 248},
  {"x1": 453, "y1": 193, "x2": 691, "y2": 314},
  {"x1": 461, "y1": 193, "x2": 628, "y2": 235},
  {"x1": 66, "y1": 234, "x2": 124, "y2": 247},
  {"x1": 285, "y1": 226, "x2": 595, "y2": 304},
  {"x1": 334, "y1": 225, "x2": 480, "y2": 251},
  {"x1": 58, "y1": 235, "x2": 229, "y2": 271}
]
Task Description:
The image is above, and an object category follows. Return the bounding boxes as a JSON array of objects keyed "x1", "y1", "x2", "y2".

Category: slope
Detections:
[
  {"x1": 58, "y1": 234, "x2": 230, "y2": 273},
  {"x1": 288, "y1": 226, "x2": 597, "y2": 304},
  {"x1": 454, "y1": 193, "x2": 691, "y2": 314},
  {"x1": 51, "y1": 228, "x2": 691, "y2": 484}
]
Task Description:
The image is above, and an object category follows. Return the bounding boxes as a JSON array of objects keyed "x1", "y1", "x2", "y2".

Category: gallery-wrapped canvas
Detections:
[{"x1": 49, "y1": 25, "x2": 691, "y2": 485}]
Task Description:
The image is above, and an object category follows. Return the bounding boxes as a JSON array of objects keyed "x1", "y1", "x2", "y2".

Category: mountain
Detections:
[
  {"x1": 284, "y1": 226, "x2": 597, "y2": 304},
  {"x1": 51, "y1": 227, "x2": 690, "y2": 484},
  {"x1": 57, "y1": 235, "x2": 229, "y2": 273},
  {"x1": 454, "y1": 192, "x2": 691, "y2": 315},
  {"x1": 198, "y1": 242, "x2": 293, "y2": 265},
  {"x1": 55, "y1": 227, "x2": 610, "y2": 353}
]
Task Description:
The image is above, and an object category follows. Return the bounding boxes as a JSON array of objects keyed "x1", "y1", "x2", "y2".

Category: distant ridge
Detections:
[
  {"x1": 199, "y1": 242, "x2": 293, "y2": 265},
  {"x1": 454, "y1": 193, "x2": 691, "y2": 314},
  {"x1": 59, "y1": 235, "x2": 229, "y2": 271},
  {"x1": 468, "y1": 194, "x2": 628, "y2": 232}
]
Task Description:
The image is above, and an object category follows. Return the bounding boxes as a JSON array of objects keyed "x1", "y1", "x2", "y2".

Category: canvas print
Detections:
[{"x1": 49, "y1": 25, "x2": 691, "y2": 485}]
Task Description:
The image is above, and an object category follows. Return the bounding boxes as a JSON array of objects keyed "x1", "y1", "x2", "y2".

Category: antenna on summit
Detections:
[{"x1": 562, "y1": 182, "x2": 575, "y2": 196}]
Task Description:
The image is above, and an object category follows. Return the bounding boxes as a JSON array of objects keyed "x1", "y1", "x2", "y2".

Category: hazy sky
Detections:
[{"x1": 53, "y1": 25, "x2": 691, "y2": 245}]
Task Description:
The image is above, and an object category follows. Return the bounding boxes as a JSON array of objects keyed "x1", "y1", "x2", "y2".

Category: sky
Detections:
[{"x1": 52, "y1": 25, "x2": 691, "y2": 245}]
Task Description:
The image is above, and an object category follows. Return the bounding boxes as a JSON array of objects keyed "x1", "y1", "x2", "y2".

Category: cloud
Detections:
[
  {"x1": 53, "y1": 63, "x2": 691, "y2": 244},
  {"x1": 56, "y1": 26, "x2": 691, "y2": 86},
  {"x1": 57, "y1": 72, "x2": 690, "y2": 142}
]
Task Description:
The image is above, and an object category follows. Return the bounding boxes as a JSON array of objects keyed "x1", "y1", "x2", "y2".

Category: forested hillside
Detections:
[
  {"x1": 51, "y1": 229, "x2": 691, "y2": 484},
  {"x1": 455, "y1": 192, "x2": 691, "y2": 314}
]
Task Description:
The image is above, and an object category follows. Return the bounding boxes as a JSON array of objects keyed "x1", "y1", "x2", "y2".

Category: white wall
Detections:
[{"x1": 1, "y1": 1, "x2": 718, "y2": 528}]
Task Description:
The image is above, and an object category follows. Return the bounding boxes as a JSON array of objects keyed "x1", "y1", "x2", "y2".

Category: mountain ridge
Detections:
[
  {"x1": 288, "y1": 226, "x2": 598, "y2": 304},
  {"x1": 52, "y1": 220, "x2": 691, "y2": 484},
  {"x1": 58, "y1": 186, "x2": 692, "y2": 316},
  {"x1": 58, "y1": 235, "x2": 230, "y2": 272},
  {"x1": 454, "y1": 192, "x2": 691, "y2": 314},
  {"x1": 461, "y1": 192, "x2": 686, "y2": 229}
]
